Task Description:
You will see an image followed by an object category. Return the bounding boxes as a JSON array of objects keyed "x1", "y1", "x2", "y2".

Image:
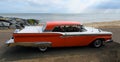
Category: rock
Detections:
[
  {"x1": 1, "y1": 22, "x2": 9, "y2": 26},
  {"x1": 27, "y1": 19, "x2": 39, "y2": 25},
  {"x1": 0, "y1": 21, "x2": 10, "y2": 29},
  {"x1": 0, "y1": 16, "x2": 3, "y2": 18},
  {"x1": 0, "y1": 16, "x2": 39, "y2": 29},
  {"x1": 9, "y1": 24, "x2": 16, "y2": 29}
]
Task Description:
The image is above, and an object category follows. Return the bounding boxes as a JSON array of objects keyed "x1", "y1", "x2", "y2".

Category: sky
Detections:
[{"x1": 0, "y1": 0, "x2": 120, "y2": 13}]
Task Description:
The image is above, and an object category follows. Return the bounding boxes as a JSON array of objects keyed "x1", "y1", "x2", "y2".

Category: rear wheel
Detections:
[
  {"x1": 92, "y1": 39, "x2": 103, "y2": 48},
  {"x1": 38, "y1": 46, "x2": 47, "y2": 52}
]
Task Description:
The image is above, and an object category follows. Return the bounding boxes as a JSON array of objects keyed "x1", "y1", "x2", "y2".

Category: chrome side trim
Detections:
[
  {"x1": 64, "y1": 33, "x2": 112, "y2": 36},
  {"x1": 7, "y1": 42, "x2": 52, "y2": 47}
]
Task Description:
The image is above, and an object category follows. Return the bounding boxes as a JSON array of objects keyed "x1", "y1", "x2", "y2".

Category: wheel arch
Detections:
[{"x1": 89, "y1": 38, "x2": 105, "y2": 46}]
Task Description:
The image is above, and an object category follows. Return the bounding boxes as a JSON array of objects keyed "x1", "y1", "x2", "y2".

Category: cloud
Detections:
[
  {"x1": 64, "y1": 0, "x2": 101, "y2": 13},
  {"x1": 25, "y1": 0, "x2": 102, "y2": 13},
  {"x1": 92, "y1": 0, "x2": 120, "y2": 9},
  {"x1": 0, "y1": 0, "x2": 120, "y2": 13},
  {"x1": 85, "y1": 0, "x2": 120, "y2": 13}
]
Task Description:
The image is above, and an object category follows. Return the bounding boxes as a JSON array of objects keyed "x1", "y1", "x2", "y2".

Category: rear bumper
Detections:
[{"x1": 6, "y1": 39, "x2": 14, "y2": 47}]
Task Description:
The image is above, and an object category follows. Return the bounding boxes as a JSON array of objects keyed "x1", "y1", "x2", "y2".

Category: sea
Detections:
[{"x1": 0, "y1": 13, "x2": 120, "y2": 23}]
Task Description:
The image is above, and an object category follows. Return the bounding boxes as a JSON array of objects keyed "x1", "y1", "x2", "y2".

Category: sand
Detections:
[
  {"x1": 0, "y1": 21, "x2": 120, "y2": 62},
  {"x1": 84, "y1": 21, "x2": 120, "y2": 28}
]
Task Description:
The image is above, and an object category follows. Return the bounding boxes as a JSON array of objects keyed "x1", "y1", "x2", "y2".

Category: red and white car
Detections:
[{"x1": 6, "y1": 21, "x2": 112, "y2": 51}]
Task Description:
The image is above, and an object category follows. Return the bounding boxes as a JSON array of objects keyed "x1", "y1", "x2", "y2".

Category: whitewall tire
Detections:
[
  {"x1": 38, "y1": 46, "x2": 47, "y2": 52},
  {"x1": 92, "y1": 39, "x2": 103, "y2": 48}
]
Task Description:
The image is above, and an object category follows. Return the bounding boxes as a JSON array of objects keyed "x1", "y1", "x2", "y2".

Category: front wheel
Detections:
[
  {"x1": 92, "y1": 39, "x2": 103, "y2": 48},
  {"x1": 38, "y1": 46, "x2": 48, "y2": 52}
]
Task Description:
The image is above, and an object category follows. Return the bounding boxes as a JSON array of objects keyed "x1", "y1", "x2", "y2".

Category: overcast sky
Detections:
[{"x1": 0, "y1": 0, "x2": 120, "y2": 13}]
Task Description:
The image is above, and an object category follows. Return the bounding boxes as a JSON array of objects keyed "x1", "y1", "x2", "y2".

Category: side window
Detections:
[
  {"x1": 52, "y1": 25, "x2": 86, "y2": 32},
  {"x1": 52, "y1": 26, "x2": 64, "y2": 32},
  {"x1": 63, "y1": 25, "x2": 86, "y2": 32},
  {"x1": 65, "y1": 25, "x2": 80, "y2": 32}
]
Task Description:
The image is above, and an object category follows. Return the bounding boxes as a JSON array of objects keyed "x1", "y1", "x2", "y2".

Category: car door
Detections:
[
  {"x1": 51, "y1": 32, "x2": 66, "y2": 47},
  {"x1": 64, "y1": 32, "x2": 92, "y2": 47}
]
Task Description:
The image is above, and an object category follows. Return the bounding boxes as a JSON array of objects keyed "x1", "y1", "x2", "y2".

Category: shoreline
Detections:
[{"x1": 83, "y1": 20, "x2": 120, "y2": 28}]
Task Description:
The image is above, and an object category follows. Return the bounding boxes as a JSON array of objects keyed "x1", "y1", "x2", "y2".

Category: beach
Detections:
[{"x1": 0, "y1": 21, "x2": 120, "y2": 62}]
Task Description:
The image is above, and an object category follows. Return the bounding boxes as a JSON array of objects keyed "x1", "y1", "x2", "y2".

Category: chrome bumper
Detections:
[
  {"x1": 6, "y1": 39, "x2": 14, "y2": 47},
  {"x1": 6, "y1": 39, "x2": 52, "y2": 47},
  {"x1": 105, "y1": 39, "x2": 113, "y2": 43}
]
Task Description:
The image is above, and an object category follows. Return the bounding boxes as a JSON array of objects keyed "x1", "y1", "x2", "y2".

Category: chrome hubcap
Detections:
[
  {"x1": 94, "y1": 40, "x2": 102, "y2": 47},
  {"x1": 39, "y1": 47, "x2": 47, "y2": 52}
]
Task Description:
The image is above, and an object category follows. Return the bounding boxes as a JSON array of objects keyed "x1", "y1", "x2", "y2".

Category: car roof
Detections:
[{"x1": 45, "y1": 21, "x2": 81, "y2": 30}]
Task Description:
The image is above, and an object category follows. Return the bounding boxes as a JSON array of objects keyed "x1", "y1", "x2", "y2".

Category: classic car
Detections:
[{"x1": 6, "y1": 21, "x2": 112, "y2": 51}]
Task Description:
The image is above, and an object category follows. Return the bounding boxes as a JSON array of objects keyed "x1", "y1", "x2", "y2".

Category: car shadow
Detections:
[{"x1": 0, "y1": 42, "x2": 120, "y2": 62}]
